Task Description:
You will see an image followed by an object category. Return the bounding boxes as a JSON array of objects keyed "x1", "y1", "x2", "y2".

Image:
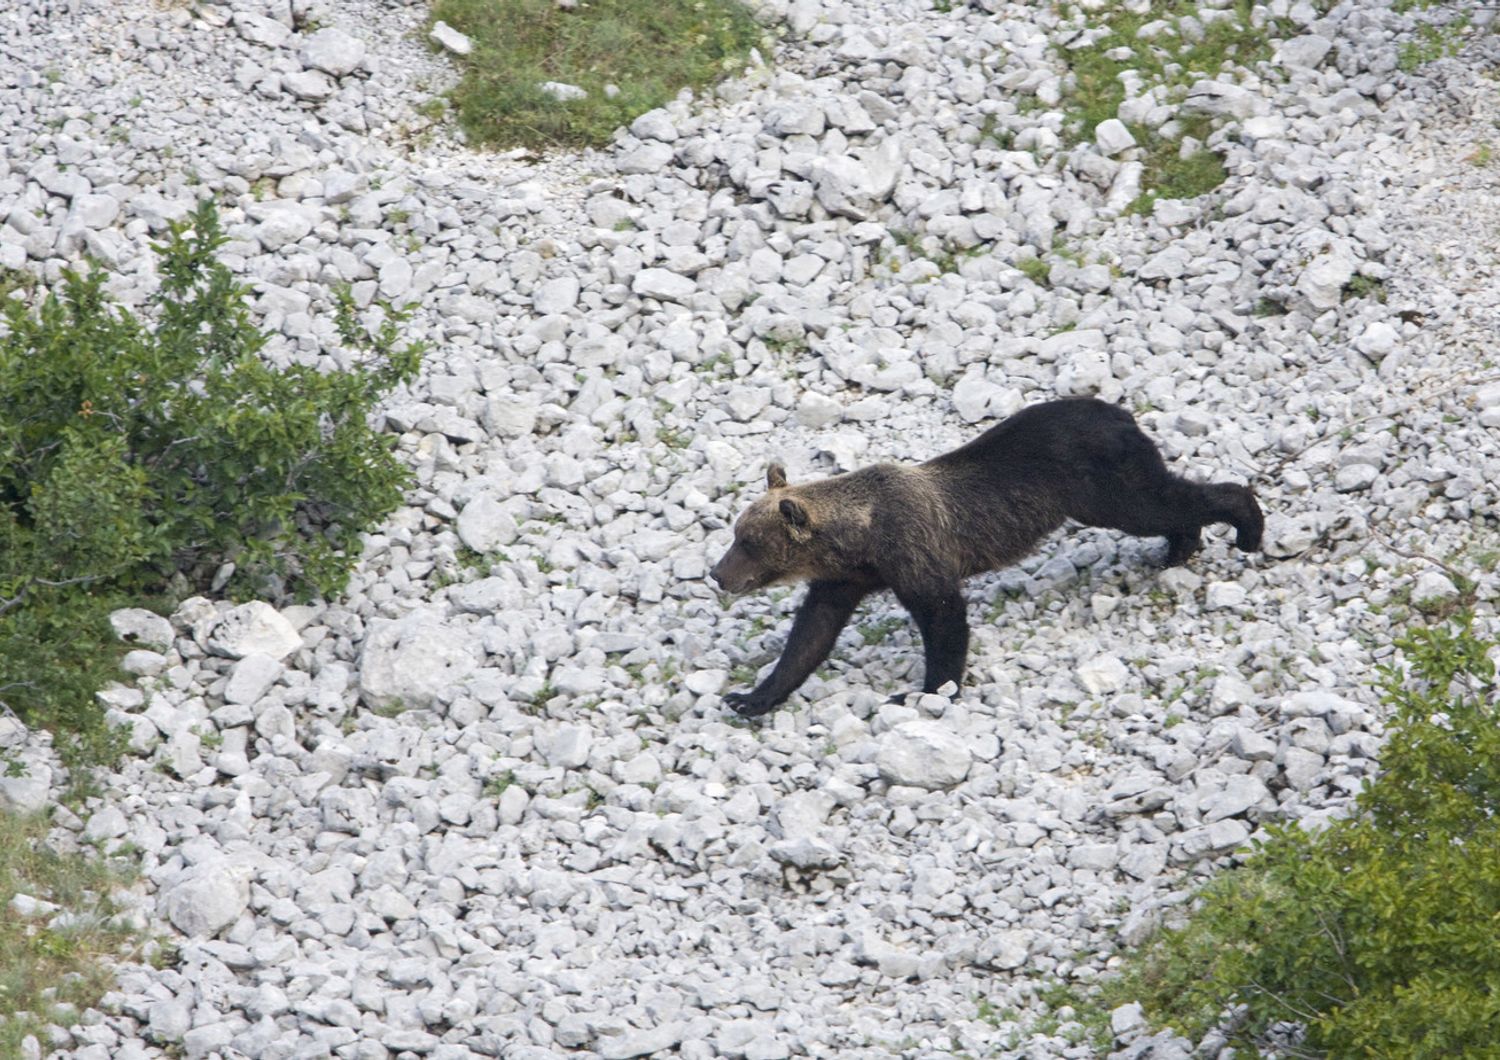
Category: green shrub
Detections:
[
  {"x1": 1103, "y1": 617, "x2": 1500, "y2": 1056},
  {"x1": 432, "y1": 0, "x2": 764, "y2": 150},
  {"x1": 0, "y1": 200, "x2": 421, "y2": 759}
]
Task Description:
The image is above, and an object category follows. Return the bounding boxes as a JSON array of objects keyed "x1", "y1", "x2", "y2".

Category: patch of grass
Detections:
[
  {"x1": 729, "y1": 663, "x2": 759, "y2": 686},
  {"x1": 1016, "y1": 256, "x2": 1052, "y2": 286},
  {"x1": 985, "y1": 584, "x2": 1028, "y2": 623},
  {"x1": 763, "y1": 335, "x2": 808, "y2": 356},
  {"x1": 0, "y1": 269, "x2": 38, "y2": 303},
  {"x1": 1126, "y1": 116, "x2": 1227, "y2": 214},
  {"x1": 858, "y1": 616, "x2": 906, "y2": 646},
  {"x1": 1063, "y1": 2, "x2": 1276, "y2": 143},
  {"x1": 1343, "y1": 274, "x2": 1388, "y2": 303},
  {"x1": 1465, "y1": 142, "x2": 1492, "y2": 167},
  {"x1": 1059, "y1": 1, "x2": 1279, "y2": 203},
  {"x1": 371, "y1": 696, "x2": 410, "y2": 719},
  {"x1": 1399, "y1": 16, "x2": 1470, "y2": 72},
  {"x1": 0, "y1": 811, "x2": 149, "y2": 1055},
  {"x1": 414, "y1": 96, "x2": 449, "y2": 122},
  {"x1": 1037, "y1": 981, "x2": 1114, "y2": 1052},
  {"x1": 1050, "y1": 235, "x2": 1085, "y2": 267},
  {"x1": 432, "y1": 0, "x2": 764, "y2": 150},
  {"x1": 980, "y1": 116, "x2": 1014, "y2": 151}
]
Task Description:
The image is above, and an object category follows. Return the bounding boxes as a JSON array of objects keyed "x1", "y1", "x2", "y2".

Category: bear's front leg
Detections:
[
  {"x1": 724, "y1": 579, "x2": 871, "y2": 717},
  {"x1": 896, "y1": 586, "x2": 970, "y2": 695}
]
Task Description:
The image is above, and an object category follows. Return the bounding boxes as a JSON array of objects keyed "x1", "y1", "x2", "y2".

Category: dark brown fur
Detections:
[{"x1": 710, "y1": 397, "x2": 1263, "y2": 717}]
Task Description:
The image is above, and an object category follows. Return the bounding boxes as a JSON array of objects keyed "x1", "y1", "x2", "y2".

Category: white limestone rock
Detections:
[
  {"x1": 358, "y1": 611, "x2": 480, "y2": 711},
  {"x1": 430, "y1": 20, "x2": 472, "y2": 55},
  {"x1": 224, "y1": 653, "x2": 284, "y2": 706},
  {"x1": 299, "y1": 28, "x2": 367, "y2": 78},
  {"x1": 110, "y1": 608, "x2": 174, "y2": 651},
  {"x1": 456, "y1": 494, "x2": 520, "y2": 553},
  {"x1": 199, "y1": 603, "x2": 302, "y2": 661},
  {"x1": 632, "y1": 268, "x2": 697, "y2": 303},
  {"x1": 159, "y1": 859, "x2": 252, "y2": 939},
  {"x1": 1094, "y1": 118, "x2": 1137, "y2": 156},
  {"x1": 876, "y1": 721, "x2": 973, "y2": 790}
]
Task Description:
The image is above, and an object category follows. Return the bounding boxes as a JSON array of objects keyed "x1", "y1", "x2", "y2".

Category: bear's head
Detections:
[{"x1": 710, "y1": 463, "x2": 817, "y2": 595}]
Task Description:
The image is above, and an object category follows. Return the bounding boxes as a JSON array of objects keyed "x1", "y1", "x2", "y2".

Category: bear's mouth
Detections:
[
  {"x1": 714, "y1": 575, "x2": 760, "y2": 596},
  {"x1": 710, "y1": 567, "x2": 774, "y2": 596}
]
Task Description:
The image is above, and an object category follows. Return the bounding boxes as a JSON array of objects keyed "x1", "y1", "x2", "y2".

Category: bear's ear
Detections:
[
  {"x1": 766, "y1": 463, "x2": 788, "y2": 490},
  {"x1": 779, "y1": 497, "x2": 810, "y2": 530}
]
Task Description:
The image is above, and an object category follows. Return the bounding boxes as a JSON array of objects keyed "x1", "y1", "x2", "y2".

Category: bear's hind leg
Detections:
[
  {"x1": 1079, "y1": 476, "x2": 1261, "y2": 565},
  {"x1": 895, "y1": 586, "x2": 970, "y2": 694},
  {"x1": 1205, "y1": 482, "x2": 1263, "y2": 552},
  {"x1": 1158, "y1": 481, "x2": 1263, "y2": 561},
  {"x1": 1069, "y1": 415, "x2": 1263, "y2": 562}
]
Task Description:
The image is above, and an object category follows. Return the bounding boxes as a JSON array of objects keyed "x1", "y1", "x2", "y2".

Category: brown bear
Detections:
[{"x1": 709, "y1": 396, "x2": 1263, "y2": 717}]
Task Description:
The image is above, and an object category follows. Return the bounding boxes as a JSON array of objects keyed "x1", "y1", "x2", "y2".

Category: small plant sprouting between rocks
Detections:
[
  {"x1": 1089, "y1": 616, "x2": 1500, "y2": 1057},
  {"x1": 1398, "y1": 14, "x2": 1472, "y2": 72},
  {"x1": 430, "y1": 0, "x2": 764, "y2": 150},
  {"x1": 0, "y1": 199, "x2": 422, "y2": 763}
]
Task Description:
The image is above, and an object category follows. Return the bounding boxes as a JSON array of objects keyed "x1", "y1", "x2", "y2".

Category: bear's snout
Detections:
[
  {"x1": 709, "y1": 559, "x2": 741, "y2": 593},
  {"x1": 710, "y1": 547, "x2": 759, "y2": 595}
]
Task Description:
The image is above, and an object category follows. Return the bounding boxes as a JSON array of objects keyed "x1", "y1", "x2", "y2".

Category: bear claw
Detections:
[{"x1": 724, "y1": 691, "x2": 775, "y2": 718}]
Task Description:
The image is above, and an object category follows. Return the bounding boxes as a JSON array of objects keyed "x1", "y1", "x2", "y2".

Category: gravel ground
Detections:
[{"x1": 1, "y1": 0, "x2": 1498, "y2": 1057}]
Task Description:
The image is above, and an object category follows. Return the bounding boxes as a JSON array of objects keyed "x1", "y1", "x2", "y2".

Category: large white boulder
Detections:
[{"x1": 358, "y1": 611, "x2": 480, "y2": 711}]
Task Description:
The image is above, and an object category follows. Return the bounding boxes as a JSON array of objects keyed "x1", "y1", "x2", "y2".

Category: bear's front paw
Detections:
[{"x1": 724, "y1": 690, "x2": 776, "y2": 718}]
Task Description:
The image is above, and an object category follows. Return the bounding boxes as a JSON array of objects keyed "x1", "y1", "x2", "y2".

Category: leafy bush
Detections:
[
  {"x1": 1104, "y1": 617, "x2": 1500, "y2": 1056},
  {"x1": 0, "y1": 200, "x2": 420, "y2": 758}
]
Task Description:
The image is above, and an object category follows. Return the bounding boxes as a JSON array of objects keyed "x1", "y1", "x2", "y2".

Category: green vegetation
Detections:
[
  {"x1": 858, "y1": 616, "x2": 907, "y2": 645},
  {"x1": 0, "y1": 201, "x2": 421, "y2": 763},
  {"x1": 0, "y1": 269, "x2": 38, "y2": 303},
  {"x1": 1016, "y1": 256, "x2": 1052, "y2": 286},
  {"x1": 0, "y1": 811, "x2": 149, "y2": 1055},
  {"x1": 729, "y1": 663, "x2": 759, "y2": 686},
  {"x1": 1058, "y1": 1, "x2": 1278, "y2": 206},
  {"x1": 431, "y1": 0, "x2": 764, "y2": 150},
  {"x1": 1343, "y1": 274, "x2": 1388, "y2": 303},
  {"x1": 1124, "y1": 116, "x2": 1227, "y2": 216},
  {"x1": 1096, "y1": 617, "x2": 1500, "y2": 1056},
  {"x1": 1399, "y1": 15, "x2": 1471, "y2": 71}
]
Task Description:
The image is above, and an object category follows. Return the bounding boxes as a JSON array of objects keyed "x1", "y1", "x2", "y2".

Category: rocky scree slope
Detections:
[{"x1": 1, "y1": 0, "x2": 1498, "y2": 1057}]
